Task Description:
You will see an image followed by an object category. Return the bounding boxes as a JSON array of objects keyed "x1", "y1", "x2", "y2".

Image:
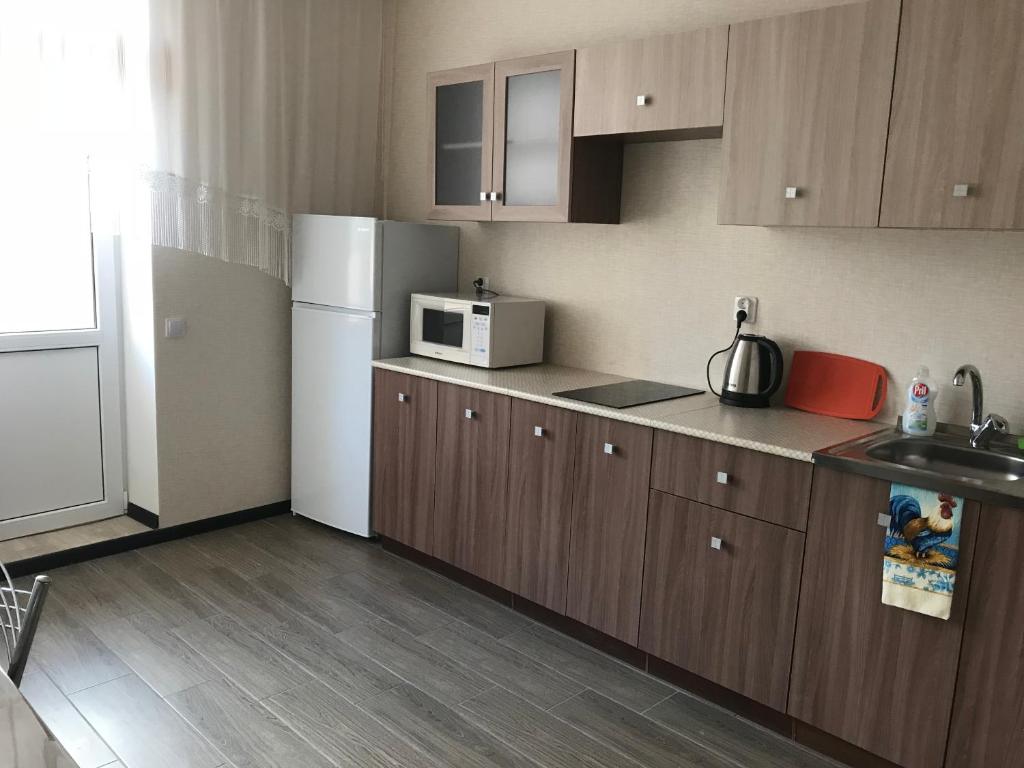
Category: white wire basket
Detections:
[{"x1": 0, "y1": 561, "x2": 49, "y2": 687}]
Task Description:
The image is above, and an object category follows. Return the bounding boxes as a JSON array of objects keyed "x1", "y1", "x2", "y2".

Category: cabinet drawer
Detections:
[
  {"x1": 640, "y1": 492, "x2": 804, "y2": 710},
  {"x1": 651, "y1": 431, "x2": 811, "y2": 530}
]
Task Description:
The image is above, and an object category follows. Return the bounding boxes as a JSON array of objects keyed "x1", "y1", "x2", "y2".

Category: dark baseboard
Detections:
[
  {"x1": 379, "y1": 538, "x2": 895, "y2": 768},
  {"x1": 6, "y1": 501, "x2": 289, "y2": 577},
  {"x1": 126, "y1": 502, "x2": 159, "y2": 529}
]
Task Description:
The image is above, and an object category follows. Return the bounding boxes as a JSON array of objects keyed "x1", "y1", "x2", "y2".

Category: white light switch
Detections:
[{"x1": 164, "y1": 318, "x2": 187, "y2": 338}]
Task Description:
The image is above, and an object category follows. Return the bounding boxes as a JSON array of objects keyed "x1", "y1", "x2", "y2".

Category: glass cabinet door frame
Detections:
[
  {"x1": 492, "y1": 51, "x2": 575, "y2": 222},
  {"x1": 427, "y1": 63, "x2": 495, "y2": 221}
]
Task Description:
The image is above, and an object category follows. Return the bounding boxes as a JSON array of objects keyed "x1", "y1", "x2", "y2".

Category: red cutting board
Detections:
[{"x1": 784, "y1": 351, "x2": 887, "y2": 420}]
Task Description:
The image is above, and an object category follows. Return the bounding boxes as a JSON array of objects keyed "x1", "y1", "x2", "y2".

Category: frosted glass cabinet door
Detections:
[
  {"x1": 428, "y1": 63, "x2": 494, "y2": 221},
  {"x1": 493, "y1": 51, "x2": 575, "y2": 222}
]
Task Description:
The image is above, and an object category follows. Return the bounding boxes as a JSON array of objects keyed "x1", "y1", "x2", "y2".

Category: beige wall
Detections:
[
  {"x1": 152, "y1": 248, "x2": 292, "y2": 526},
  {"x1": 384, "y1": 0, "x2": 1024, "y2": 428}
]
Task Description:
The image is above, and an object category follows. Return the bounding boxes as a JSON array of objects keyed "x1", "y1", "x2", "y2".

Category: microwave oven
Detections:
[{"x1": 410, "y1": 293, "x2": 545, "y2": 368}]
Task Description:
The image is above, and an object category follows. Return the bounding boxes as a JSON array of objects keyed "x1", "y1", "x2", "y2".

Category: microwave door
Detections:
[{"x1": 421, "y1": 306, "x2": 465, "y2": 348}]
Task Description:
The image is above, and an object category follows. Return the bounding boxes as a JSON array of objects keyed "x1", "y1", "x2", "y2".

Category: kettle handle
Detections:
[{"x1": 760, "y1": 338, "x2": 784, "y2": 399}]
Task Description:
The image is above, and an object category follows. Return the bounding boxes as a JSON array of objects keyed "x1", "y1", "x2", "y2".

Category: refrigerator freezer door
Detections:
[
  {"x1": 291, "y1": 303, "x2": 377, "y2": 536},
  {"x1": 292, "y1": 215, "x2": 380, "y2": 311}
]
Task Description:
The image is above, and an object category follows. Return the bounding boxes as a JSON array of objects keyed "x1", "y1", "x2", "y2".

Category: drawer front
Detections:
[
  {"x1": 639, "y1": 491, "x2": 804, "y2": 710},
  {"x1": 651, "y1": 431, "x2": 812, "y2": 530}
]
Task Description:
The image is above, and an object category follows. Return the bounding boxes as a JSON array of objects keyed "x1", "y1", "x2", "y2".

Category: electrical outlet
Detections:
[
  {"x1": 474, "y1": 276, "x2": 490, "y2": 290},
  {"x1": 733, "y1": 296, "x2": 758, "y2": 324}
]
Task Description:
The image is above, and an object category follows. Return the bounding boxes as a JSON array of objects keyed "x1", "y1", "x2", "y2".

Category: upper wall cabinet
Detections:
[
  {"x1": 718, "y1": 1, "x2": 900, "y2": 226},
  {"x1": 881, "y1": 0, "x2": 1024, "y2": 229},
  {"x1": 428, "y1": 52, "x2": 621, "y2": 223},
  {"x1": 574, "y1": 27, "x2": 728, "y2": 139}
]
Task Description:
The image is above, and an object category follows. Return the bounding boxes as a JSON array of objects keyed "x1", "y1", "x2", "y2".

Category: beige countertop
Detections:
[{"x1": 372, "y1": 357, "x2": 885, "y2": 462}]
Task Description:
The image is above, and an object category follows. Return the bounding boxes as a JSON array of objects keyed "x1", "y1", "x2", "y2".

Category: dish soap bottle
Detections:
[{"x1": 902, "y1": 366, "x2": 938, "y2": 436}]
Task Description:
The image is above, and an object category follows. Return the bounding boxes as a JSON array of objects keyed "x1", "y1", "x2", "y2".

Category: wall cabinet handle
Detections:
[
  {"x1": 489, "y1": 191, "x2": 501, "y2": 202},
  {"x1": 636, "y1": 94, "x2": 650, "y2": 106},
  {"x1": 710, "y1": 537, "x2": 723, "y2": 550},
  {"x1": 603, "y1": 442, "x2": 616, "y2": 455},
  {"x1": 464, "y1": 409, "x2": 476, "y2": 420},
  {"x1": 534, "y1": 426, "x2": 545, "y2": 437},
  {"x1": 716, "y1": 471, "x2": 730, "y2": 485},
  {"x1": 952, "y1": 183, "x2": 972, "y2": 198},
  {"x1": 397, "y1": 392, "x2": 409, "y2": 403},
  {"x1": 784, "y1": 186, "x2": 800, "y2": 199},
  {"x1": 480, "y1": 191, "x2": 488, "y2": 201}
]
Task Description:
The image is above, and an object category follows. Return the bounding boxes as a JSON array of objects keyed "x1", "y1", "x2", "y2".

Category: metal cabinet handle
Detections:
[
  {"x1": 488, "y1": 191, "x2": 501, "y2": 202},
  {"x1": 603, "y1": 442, "x2": 616, "y2": 455},
  {"x1": 534, "y1": 426, "x2": 545, "y2": 437},
  {"x1": 464, "y1": 409, "x2": 476, "y2": 420},
  {"x1": 397, "y1": 393, "x2": 409, "y2": 403},
  {"x1": 784, "y1": 186, "x2": 800, "y2": 199},
  {"x1": 710, "y1": 537, "x2": 723, "y2": 550},
  {"x1": 480, "y1": 191, "x2": 488, "y2": 202},
  {"x1": 716, "y1": 471, "x2": 730, "y2": 485},
  {"x1": 636, "y1": 94, "x2": 650, "y2": 106},
  {"x1": 952, "y1": 183, "x2": 972, "y2": 198}
]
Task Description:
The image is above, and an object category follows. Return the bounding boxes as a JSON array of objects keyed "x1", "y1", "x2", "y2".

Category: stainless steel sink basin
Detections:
[
  {"x1": 816, "y1": 424, "x2": 1024, "y2": 507},
  {"x1": 864, "y1": 436, "x2": 1024, "y2": 483}
]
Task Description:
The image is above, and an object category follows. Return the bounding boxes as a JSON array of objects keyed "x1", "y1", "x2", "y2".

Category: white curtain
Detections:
[{"x1": 147, "y1": 0, "x2": 383, "y2": 284}]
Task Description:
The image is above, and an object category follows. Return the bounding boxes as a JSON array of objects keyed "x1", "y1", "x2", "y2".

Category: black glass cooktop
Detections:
[{"x1": 553, "y1": 380, "x2": 705, "y2": 409}]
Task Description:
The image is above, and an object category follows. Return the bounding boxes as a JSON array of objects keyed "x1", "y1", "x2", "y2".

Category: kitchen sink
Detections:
[
  {"x1": 815, "y1": 424, "x2": 1024, "y2": 507},
  {"x1": 864, "y1": 435, "x2": 1024, "y2": 483}
]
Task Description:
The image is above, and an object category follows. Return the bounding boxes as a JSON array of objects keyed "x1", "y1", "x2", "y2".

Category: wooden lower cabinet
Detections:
[
  {"x1": 504, "y1": 400, "x2": 578, "y2": 609},
  {"x1": 639, "y1": 491, "x2": 803, "y2": 710},
  {"x1": 565, "y1": 416, "x2": 652, "y2": 644},
  {"x1": 788, "y1": 467, "x2": 979, "y2": 768},
  {"x1": 371, "y1": 369, "x2": 438, "y2": 552},
  {"x1": 432, "y1": 383, "x2": 511, "y2": 583},
  {"x1": 945, "y1": 503, "x2": 1024, "y2": 767}
]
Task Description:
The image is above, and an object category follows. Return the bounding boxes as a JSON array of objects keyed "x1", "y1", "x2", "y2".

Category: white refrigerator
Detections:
[{"x1": 291, "y1": 215, "x2": 458, "y2": 536}]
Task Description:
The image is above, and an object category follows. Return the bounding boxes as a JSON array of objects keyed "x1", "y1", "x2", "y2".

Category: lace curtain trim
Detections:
[{"x1": 144, "y1": 170, "x2": 291, "y2": 285}]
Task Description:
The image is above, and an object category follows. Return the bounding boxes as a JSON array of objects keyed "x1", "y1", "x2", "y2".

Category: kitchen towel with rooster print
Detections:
[{"x1": 881, "y1": 483, "x2": 963, "y2": 620}]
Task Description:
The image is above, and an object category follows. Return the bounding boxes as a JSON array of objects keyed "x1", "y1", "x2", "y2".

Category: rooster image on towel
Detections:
[{"x1": 886, "y1": 491, "x2": 959, "y2": 568}]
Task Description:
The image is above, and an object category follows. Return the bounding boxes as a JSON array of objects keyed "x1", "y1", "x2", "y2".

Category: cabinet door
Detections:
[
  {"x1": 433, "y1": 383, "x2": 511, "y2": 583},
  {"x1": 566, "y1": 415, "x2": 652, "y2": 644},
  {"x1": 491, "y1": 51, "x2": 575, "y2": 222},
  {"x1": 789, "y1": 468, "x2": 979, "y2": 768},
  {"x1": 640, "y1": 492, "x2": 803, "y2": 710},
  {"x1": 504, "y1": 400, "x2": 578, "y2": 609},
  {"x1": 946, "y1": 504, "x2": 1024, "y2": 767},
  {"x1": 880, "y1": 0, "x2": 1024, "y2": 229},
  {"x1": 372, "y1": 370, "x2": 438, "y2": 552},
  {"x1": 718, "y1": 1, "x2": 900, "y2": 226},
  {"x1": 574, "y1": 28, "x2": 728, "y2": 138},
  {"x1": 428, "y1": 63, "x2": 494, "y2": 221}
]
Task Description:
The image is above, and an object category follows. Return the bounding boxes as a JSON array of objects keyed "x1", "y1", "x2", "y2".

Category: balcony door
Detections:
[{"x1": 0, "y1": 155, "x2": 125, "y2": 540}]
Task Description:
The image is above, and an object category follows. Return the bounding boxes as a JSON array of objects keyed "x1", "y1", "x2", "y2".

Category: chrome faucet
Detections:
[{"x1": 952, "y1": 365, "x2": 1009, "y2": 449}]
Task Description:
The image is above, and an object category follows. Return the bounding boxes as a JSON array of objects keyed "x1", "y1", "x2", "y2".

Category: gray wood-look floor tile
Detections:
[
  {"x1": 254, "y1": 615, "x2": 400, "y2": 703},
  {"x1": 646, "y1": 692, "x2": 842, "y2": 768},
  {"x1": 459, "y1": 686, "x2": 643, "y2": 768},
  {"x1": 167, "y1": 679, "x2": 335, "y2": 768},
  {"x1": 69, "y1": 674, "x2": 224, "y2": 768},
  {"x1": 338, "y1": 620, "x2": 490, "y2": 706},
  {"x1": 47, "y1": 562, "x2": 148, "y2": 629},
  {"x1": 330, "y1": 571, "x2": 454, "y2": 636},
  {"x1": 90, "y1": 612, "x2": 222, "y2": 697},
  {"x1": 360, "y1": 683, "x2": 540, "y2": 768},
  {"x1": 263, "y1": 516, "x2": 384, "y2": 572},
  {"x1": 19, "y1": 670, "x2": 117, "y2": 768},
  {"x1": 175, "y1": 566, "x2": 303, "y2": 630},
  {"x1": 369, "y1": 565, "x2": 531, "y2": 639},
  {"x1": 250, "y1": 570, "x2": 377, "y2": 634},
  {"x1": 137, "y1": 538, "x2": 217, "y2": 583},
  {"x1": 421, "y1": 620, "x2": 584, "y2": 709},
  {"x1": 31, "y1": 598, "x2": 132, "y2": 695},
  {"x1": 187, "y1": 527, "x2": 302, "y2": 581},
  {"x1": 235, "y1": 520, "x2": 349, "y2": 581},
  {"x1": 551, "y1": 689, "x2": 733, "y2": 768},
  {"x1": 502, "y1": 624, "x2": 674, "y2": 712},
  {"x1": 267, "y1": 679, "x2": 446, "y2": 768},
  {"x1": 172, "y1": 615, "x2": 313, "y2": 700},
  {"x1": 89, "y1": 550, "x2": 217, "y2": 628}
]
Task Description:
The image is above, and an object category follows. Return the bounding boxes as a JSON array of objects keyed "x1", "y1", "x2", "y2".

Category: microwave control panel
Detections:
[{"x1": 470, "y1": 305, "x2": 491, "y2": 366}]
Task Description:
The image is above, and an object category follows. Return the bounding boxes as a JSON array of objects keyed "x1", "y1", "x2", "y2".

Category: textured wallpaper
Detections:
[{"x1": 384, "y1": 0, "x2": 1024, "y2": 429}]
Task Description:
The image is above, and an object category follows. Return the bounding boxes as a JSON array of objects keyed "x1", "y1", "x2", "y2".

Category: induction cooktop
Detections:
[{"x1": 553, "y1": 379, "x2": 705, "y2": 409}]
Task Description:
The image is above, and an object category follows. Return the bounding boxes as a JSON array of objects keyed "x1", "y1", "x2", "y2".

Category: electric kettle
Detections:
[{"x1": 719, "y1": 334, "x2": 784, "y2": 408}]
